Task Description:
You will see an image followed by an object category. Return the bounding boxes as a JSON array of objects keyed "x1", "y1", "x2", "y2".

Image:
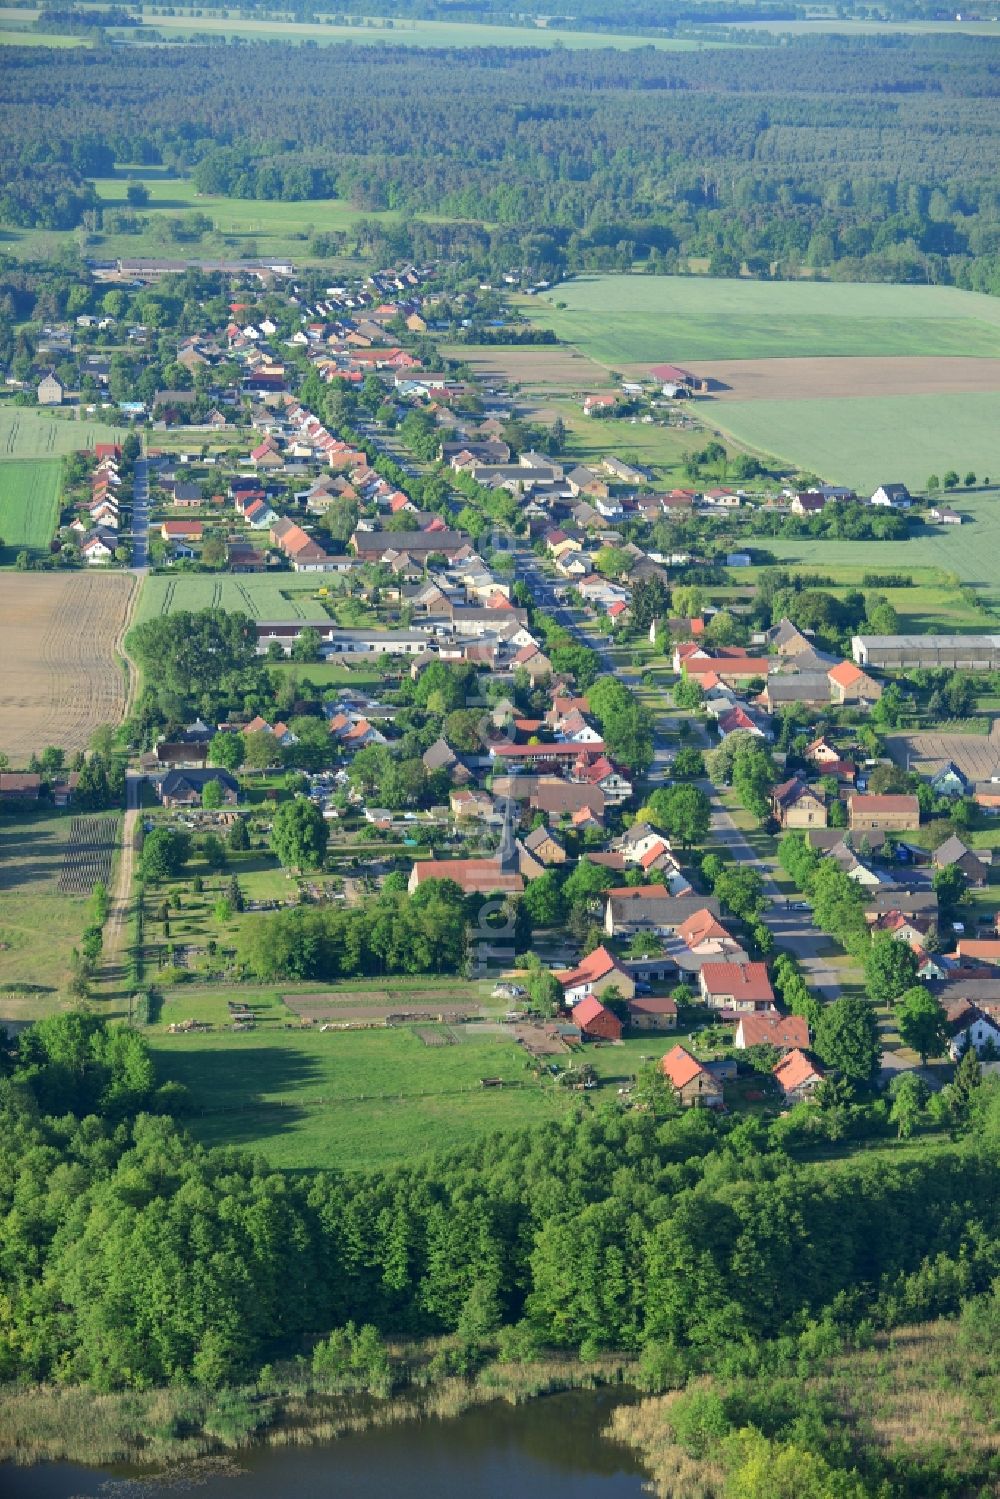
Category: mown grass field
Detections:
[
  {"x1": 0, "y1": 809, "x2": 94, "y2": 1023},
  {"x1": 134, "y1": 573, "x2": 331, "y2": 623},
  {"x1": 0, "y1": 459, "x2": 61, "y2": 555},
  {"x1": 523, "y1": 276, "x2": 1000, "y2": 364},
  {"x1": 709, "y1": 390, "x2": 1000, "y2": 491},
  {"x1": 150, "y1": 1019, "x2": 563, "y2": 1170}
]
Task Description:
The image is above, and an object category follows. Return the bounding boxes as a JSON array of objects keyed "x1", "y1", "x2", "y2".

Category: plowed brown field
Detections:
[
  {"x1": 0, "y1": 572, "x2": 134, "y2": 761},
  {"x1": 683, "y1": 356, "x2": 1000, "y2": 402}
]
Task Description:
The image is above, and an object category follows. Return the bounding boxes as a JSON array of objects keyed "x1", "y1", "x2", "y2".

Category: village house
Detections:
[
  {"x1": 827, "y1": 660, "x2": 883, "y2": 705},
  {"x1": 38, "y1": 369, "x2": 68, "y2": 406},
  {"x1": 659, "y1": 1045, "x2": 724, "y2": 1109},
  {"x1": 521, "y1": 824, "x2": 567, "y2": 866},
  {"x1": 771, "y1": 778, "x2": 828, "y2": 830},
  {"x1": 699, "y1": 962, "x2": 776, "y2": 1013},
  {"x1": 158, "y1": 768, "x2": 240, "y2": 808},
  {"x1": 604, "y1": 887, "x2": 721, "y2": 939},
  {"x1": 734, "y1": 1013, "x2": 810, "y2": 1052},
  {"x1": 848, "y1": 793, "x2": 920, "y2": 832},
  {"x1": 933, "y1": 835, "x2": 988, "y2": 887},
  {"x1": 160, "y1": 519, "x2": 204, "y2": 545},
  {"x1": 773, "y1": 1049, "x2": 825, "y2": 1102},
  {"x1": 557, "y1": 945, "x2": 635, "y2": 1006}
]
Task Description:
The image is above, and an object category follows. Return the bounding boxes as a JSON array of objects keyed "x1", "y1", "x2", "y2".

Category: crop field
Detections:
[
  {"x1": 0, "y1": 460, "x2": 61, "y2": 557},
  {"x1": 0, "y1": 572, "x2": 134, "y2": 762},
  {"x1": 134, "y1": 573, "x2": 329, "y2": 623},
  {"x1": 0, "y1": 810, "x2": 93, "y2": 1021},
  {"x1": 57, "y1": 817, "x2": 119, "y2": 896},
  {"x1": 523, "y1": 277, "x2": 1000, "y2": 365},
  {"x1": 0, "y1": 407, "x2": 124, "y2": 459},
  {"x1": 710, "y1": 391, "x2": 1000, "y2": 491}
]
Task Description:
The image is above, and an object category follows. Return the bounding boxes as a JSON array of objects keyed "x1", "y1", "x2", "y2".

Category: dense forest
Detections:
[
  {"x1": 3, "y1": 34, "x2": 1000, "y2": 289},
  {"x1": 1, "y1": 1015, "x2": 999, "y2": 1392}
]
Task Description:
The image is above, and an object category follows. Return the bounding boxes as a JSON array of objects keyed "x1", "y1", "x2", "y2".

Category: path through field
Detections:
[{"x1": 101, "y1": 791, "x2": 139, "y2": 986}]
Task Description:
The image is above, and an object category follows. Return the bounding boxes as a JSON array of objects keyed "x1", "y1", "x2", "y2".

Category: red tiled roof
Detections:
[
  {"x1": 773, "y1": 1049, "x2": 823, "y2": 1090},
  {"x1": 700, "y1": 962, "x2": 774, "y2": 1002},
  {"x1": 659, "y1": 1044, "x2": 708, "y2": 1088},
  {"x1": 556, "y1": 945, "x2": 622, "y2": 989},
  {"x1": 737, "y1": 1014, "x2": 809, "y2": 1050}
]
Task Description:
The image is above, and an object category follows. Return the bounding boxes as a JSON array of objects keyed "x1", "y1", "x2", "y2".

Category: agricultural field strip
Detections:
[
  {"x1": 0, "y1": 573, "x2": 134, "y2": 760},
  {"x1": 134, "y1": 574, "x2": 326, "y2": 623},
  {"x1": 522, "y1": 277, "x2": 1000, "y2": 364},
  {"x1": 0, "y1": 460, "x2": 62, "y2": 552},
  {"x1": 706, "y1": 392, "x2": 1000, "y2": 491}
]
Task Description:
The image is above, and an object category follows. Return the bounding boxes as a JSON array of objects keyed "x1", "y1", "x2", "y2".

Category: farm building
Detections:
[
  {"x1": 848, "y1": 794, "x2": 920, "y2": 832},
  {"x1": 626, "y1": 996, "x2": 678, "y2": 1032},
  {"x1": 572, "y1": 995, "x2": 622, "y2": 1042},
  {"x1": 852, "y1": 635, "x2": 1000, "y2": 671}
]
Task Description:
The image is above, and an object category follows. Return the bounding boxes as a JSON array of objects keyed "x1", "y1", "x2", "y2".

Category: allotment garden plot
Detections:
[
  {"x1": 0, "y1": 572, "x2": 134, "y2": 762},
  {"x1": 58, "y1": 817, "x2": 119, "y2": 895}
]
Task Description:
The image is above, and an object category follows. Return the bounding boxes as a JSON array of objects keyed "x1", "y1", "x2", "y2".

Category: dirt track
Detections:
[
  {"x1": 673, "y1": 356, "x2": 1000, "y2": 403},
  {"x1": 0, "y1": 572, "x2": 134, "y2": 761}
]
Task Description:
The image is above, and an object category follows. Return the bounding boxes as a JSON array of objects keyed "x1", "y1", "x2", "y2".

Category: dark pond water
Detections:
[{"x1": 1, "y1": 1390, "x2": 649, "y2": 1499}]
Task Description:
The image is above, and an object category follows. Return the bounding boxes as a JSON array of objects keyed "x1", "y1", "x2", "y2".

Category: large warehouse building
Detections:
[{"x1": 852, "y1": 635, "x2": 1000, "y2": 671}]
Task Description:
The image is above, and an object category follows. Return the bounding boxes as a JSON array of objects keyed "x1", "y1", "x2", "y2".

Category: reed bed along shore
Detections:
[{"x1": 0, "y1": 1349, "x2": 639, "y2": 1470}]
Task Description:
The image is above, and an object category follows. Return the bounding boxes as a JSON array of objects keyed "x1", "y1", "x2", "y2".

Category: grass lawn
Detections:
[
  {"x1": 149, "y1": 1017, "x2": 567, "y2": 1170},
  {"x1": 522, "y1": 276, "x2": 1000, "y2": 364},
  {"x1": 0, "y1": 459, "x2": 61, "y2": 557},
  {"x1": 0, "y1": 809, "x2": 95, "y2": 1023},
  {"x1": 707, "y1": 391, "x2": 1000, "y2": 491},
  {"x1": 134, "y1": 573, "x2": 332, "y2": 623}
]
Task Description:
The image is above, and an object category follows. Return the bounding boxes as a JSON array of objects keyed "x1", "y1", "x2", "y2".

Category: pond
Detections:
[{"x1": 2, "y1": 1390, "x2": 650, "y2": 1499}]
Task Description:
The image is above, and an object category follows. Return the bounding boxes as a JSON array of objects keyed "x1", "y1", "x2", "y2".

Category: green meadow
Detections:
[
  {"x1": 0, "y1": 460, "x2": 61, "y2": 556},
  {"x1": 524, "y1": 276, "x2": 1000, "y2": 364},
  {"x1": 150, "y1": 1019, "x2": 563, "y2": 1171},
  {"x1": 710, "y1": 390, "x2": 1000, "y2": 492}
]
